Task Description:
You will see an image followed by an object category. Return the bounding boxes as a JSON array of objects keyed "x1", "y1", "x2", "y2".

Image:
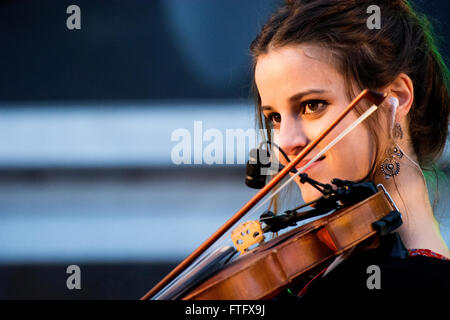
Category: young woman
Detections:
[{"x1": 250, "y1": 0, "x2": 449, "y2": 299}]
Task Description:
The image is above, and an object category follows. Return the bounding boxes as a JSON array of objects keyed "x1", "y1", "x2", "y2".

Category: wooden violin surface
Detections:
[{"x1": 182, "y1": 190, "x2": 395, "y2": 300}]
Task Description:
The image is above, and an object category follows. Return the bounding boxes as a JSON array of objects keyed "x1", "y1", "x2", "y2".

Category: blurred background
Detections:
[{"x1": 0, "y1": 0, "x2": 448, "y2": 299}]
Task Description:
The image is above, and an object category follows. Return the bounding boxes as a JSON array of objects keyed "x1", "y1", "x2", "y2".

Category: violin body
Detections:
[
  {"x1": 182, "y1": 189, "x2": 397, "y2": 300},
  {"x1": 141, "y1": 90, "x2": 392, "y2": 301}
]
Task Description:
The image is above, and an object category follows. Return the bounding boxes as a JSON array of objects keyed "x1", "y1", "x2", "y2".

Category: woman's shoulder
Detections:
[{"x1": 299, "y1": 233, "x2": 450, "y2": 301}]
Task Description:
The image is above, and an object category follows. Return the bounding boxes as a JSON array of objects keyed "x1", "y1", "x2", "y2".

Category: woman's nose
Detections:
[{"x1": 276, "y1": 115, "x2": 309, "y2": 157}]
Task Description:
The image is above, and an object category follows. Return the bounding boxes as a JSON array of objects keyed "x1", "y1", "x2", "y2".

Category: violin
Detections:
[{"x1": 142, "y1": 89, "x2": 403, "y2": 300}]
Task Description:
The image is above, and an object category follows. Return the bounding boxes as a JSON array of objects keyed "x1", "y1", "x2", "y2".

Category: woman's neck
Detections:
[{"x1": 375, "y1": 157, "x2": 450, "y2": 259}]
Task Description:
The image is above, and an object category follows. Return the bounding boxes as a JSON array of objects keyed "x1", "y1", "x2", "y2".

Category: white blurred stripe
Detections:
[
  {"x1": 0, "y1": 101, "x2": 257, "y2": 168},
  {"x1": 0, "y1": 214, "x2": 228, "y2": 263}
]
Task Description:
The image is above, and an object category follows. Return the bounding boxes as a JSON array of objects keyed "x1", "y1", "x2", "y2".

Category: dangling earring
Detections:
[
  {"x1": 380, "y1": 123, "x2": 404, "y2": 180},
  {"x1": 392, "y1": 123, "x2": 403, "y2": 140}
]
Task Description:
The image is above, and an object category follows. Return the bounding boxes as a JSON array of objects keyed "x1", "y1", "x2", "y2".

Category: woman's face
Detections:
[{"x1": 255, "y1": 44, "x2": 375, "y2": 203}]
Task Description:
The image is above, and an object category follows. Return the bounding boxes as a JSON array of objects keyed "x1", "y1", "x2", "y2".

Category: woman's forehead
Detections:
[
  {"x1": 256, "y1": 45, "x2": 340, "y2": 79},
  {"x1": 255, "y1": 44, "x2": 343, "y2": 101}
]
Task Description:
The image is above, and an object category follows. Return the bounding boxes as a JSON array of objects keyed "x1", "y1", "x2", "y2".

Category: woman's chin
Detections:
[{"x1": 296, "y1": 182, "x2": 323, "y2": 204}]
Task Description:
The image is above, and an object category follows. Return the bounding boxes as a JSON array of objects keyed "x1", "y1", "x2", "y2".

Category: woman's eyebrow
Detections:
[{"x1": 261, "y1": 89, "x2": 329, "y2": 110}]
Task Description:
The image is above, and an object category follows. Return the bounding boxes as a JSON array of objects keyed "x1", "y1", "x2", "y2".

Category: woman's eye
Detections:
[
  {"x1": 267, "y1": 112, "x2": 281, "y2": 123},
  {"x1": 302, "y1": 100, "x2": 328, "y2": 115}
]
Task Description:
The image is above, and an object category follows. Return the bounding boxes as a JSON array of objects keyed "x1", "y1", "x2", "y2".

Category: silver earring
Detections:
[
  {"x1": 380, "y1": 145, "x2": 403, "y2": 179},
  {"x1": 381, "y1": 123, "x2": 404, "y2": 180},
  {"x1": 392, "y1": 123, "x2": 403, "y2": 140}
]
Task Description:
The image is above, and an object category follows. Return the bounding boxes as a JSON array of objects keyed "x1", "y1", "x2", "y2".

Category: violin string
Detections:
[{"x1": 209, "y1": 168, "x2": 298, "y2": 250}]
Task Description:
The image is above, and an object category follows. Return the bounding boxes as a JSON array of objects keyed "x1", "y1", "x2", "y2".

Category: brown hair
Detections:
[{"x1": 250, "y1": 0, "x2": 449, "y2": 175}]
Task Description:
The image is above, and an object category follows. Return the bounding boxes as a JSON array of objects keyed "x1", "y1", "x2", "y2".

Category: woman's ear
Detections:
[{"x1": 387, "y1": 73, "x2": 414, "y2": 123}]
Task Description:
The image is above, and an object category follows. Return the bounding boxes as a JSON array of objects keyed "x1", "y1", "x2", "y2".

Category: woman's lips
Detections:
[{"x1": 295, "y1": 155, "x2": 326, "y2": 172}]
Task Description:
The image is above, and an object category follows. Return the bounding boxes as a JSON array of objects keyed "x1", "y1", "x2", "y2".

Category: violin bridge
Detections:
[{"x1": 231, "y1": 220, "x2": 265, "y2": 255}]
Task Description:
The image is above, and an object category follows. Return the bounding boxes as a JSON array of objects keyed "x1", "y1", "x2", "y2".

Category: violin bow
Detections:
[{"x1": 141, "y1": 89, "x2": 387, "y2": 300}]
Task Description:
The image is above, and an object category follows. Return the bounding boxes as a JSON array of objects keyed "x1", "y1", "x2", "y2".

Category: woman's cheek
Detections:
[{"x1": 333, "y1": 133, "x2": 372, "y2": 181}]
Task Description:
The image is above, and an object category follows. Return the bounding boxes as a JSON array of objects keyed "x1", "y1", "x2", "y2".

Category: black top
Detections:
[{"x1": 279, "y1": 233, "x2": 450, "y2": 304}]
